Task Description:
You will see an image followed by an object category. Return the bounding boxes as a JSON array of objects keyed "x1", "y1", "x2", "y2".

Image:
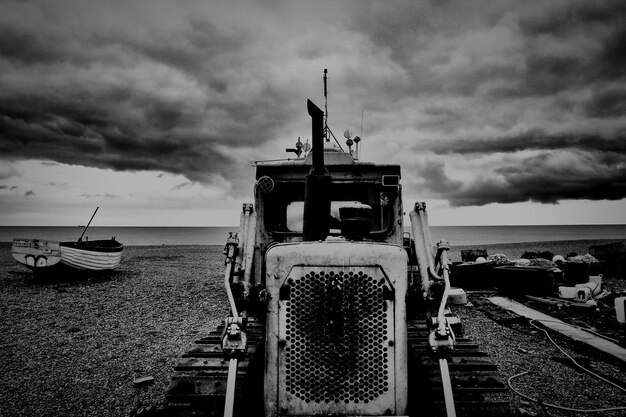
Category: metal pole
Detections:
[
  {"x1": 359, "y1": 109, "x2": 364, "y2": 159},
  {"x1": 243, "y1": 212, "x2": 256, "y2": 285},
  {"x1": 223, "y1": 358, "x2": 238, "y2": 417},
  {"x1": 78, "y1": 207, "x2": 99, "y2": 242},
  {"x1": 439, "y1": 358, "x2": 457, "y2": 417},
  {"x1": 303, "y1": 99, "x2": 331, "y2": 242},
  {"x1": 323, "y1": 69, "x2": 328, "y2": 142}
]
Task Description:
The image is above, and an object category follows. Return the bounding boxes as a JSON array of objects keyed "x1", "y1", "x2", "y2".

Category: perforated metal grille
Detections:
[{"x1": 284, "y1": 269, "x2": 391, "y2": 404}]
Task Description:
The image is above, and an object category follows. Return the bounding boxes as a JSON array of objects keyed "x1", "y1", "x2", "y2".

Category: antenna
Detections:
[
  {"x1": 323, "y1": 69, "x2": 329, "y2": 142},
  {"x1": 360, "y1": 109, "x2": 364, "y2": 137},
  {"x1": 358, "y1": 109, "x2": 364, "y2": 159}
]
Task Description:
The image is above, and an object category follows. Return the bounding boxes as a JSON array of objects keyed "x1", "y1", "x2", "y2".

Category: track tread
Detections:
[
  {"x1": 408, "y1": 317, "x2": 511, "y2": 416},
  {"x1": 163, "y1": 318, "x2": 264, "y2": 416},
  {"x1": 159, "y1": 315, "x2": 509, "y2": 416}
]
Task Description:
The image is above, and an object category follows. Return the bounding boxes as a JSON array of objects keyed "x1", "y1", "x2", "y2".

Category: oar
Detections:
[{"x1": 78, "y1": 207, "x2": 99, "y2": 242}]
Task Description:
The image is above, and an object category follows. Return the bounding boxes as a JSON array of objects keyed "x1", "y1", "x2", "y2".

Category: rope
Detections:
[
  {"x1": 506, "y1": 318, "x2": 626, "y2": 413},
  {"x1": 508, "y1": 371, "x2": 626, "y2": 413},
  {"x1": 529, "y1": 318, "x2": 619, "y2": 344},
  {"x1": 528, "y1": 319, "x2": 625, "y2": 394}
]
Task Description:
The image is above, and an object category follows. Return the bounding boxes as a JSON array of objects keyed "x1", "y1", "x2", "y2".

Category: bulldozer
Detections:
[{"x1": 157, "y1": 75, "x2": 509, "y2": 417}]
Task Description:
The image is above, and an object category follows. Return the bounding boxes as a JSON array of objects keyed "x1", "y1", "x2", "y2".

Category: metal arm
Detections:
[
  {"x1": 432, "y1": 241, "x2": 457, "y2": 417},
  {"x1": 434, "y1": 241, "x2": 452, "y2": 339},
  {"x1": 221, "y1": 232, "x2": 248, "y2": 417},
  {"x1": 223, "y1": 233, "x2": 239, "y2": 319},
  {"x1": 410, "y1": 202, "x2": 457, "y2": 416}
]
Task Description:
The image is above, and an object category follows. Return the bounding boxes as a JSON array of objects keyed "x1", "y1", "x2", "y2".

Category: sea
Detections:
[{"x1": 2, "y1": 225, "x2": 626, "y2": 246}]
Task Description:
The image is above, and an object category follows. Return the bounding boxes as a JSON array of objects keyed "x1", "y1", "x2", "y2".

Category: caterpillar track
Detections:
[
  {"x1": 407, "y1": 318, "x2": 510, "y2": 416},
  {"x1": 163, "y1": 318, "x2": 265, "y2": 416},
  {"x1": 155, "y1": 313, "x2": 509, "y2": 417}
]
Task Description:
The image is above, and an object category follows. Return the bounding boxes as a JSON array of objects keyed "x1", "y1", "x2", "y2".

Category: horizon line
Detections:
[{"x1": 2, "y1": 223, "x2": 626, "y2": 228}]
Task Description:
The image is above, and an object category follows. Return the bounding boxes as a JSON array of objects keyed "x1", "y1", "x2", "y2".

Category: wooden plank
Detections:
[
  {"x1": 488, "y1": 296, "x2": 626, "y2": 362},
  {"x1": 524, "y1": 295, "x2": 595, "y2": 309}
]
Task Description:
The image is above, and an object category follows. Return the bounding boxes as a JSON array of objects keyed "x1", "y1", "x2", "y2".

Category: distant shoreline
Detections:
[
  {"x1": 2, "y1": 225, "x2": 626, "y2": 246},
  {"x1": 4, "y1": 238, "x2": 625, "y2": 266},
  {"x1": 1, "y1": 237, "x2": 624, "y2": 246},
  {"x1": 445, "y1": 238, "x2": 626, "y2": 262},
  {"x1": 3, "y1": 224, "x2": 626, "y2": 227}
]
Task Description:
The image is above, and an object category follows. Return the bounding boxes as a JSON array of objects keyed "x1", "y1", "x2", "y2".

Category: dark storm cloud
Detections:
[
  {"x1": 124, "y1": 17, "x2": 247, "y2": 80},
  {"x1": 517, "y1": 0, "x2": 626, "y2": 71},
  {"x1": 517, "y1": 1, "x2": 623, "y2": 35},
  {"x1": 0, "y1": 73, "x2": 291, "y2": 194},
  {"x1": 0, "y1": 58, "x2": 293, "y2": 171},
  {"x1": 348, "y1": 0, "x2": 626, "y2": 101},
  {"x1": 415, "y1": 129, "x2": 626, "y2": 206},
  {"x1": 0, "y1": 25, "x2": 58, "y2": 64},
  {"x1": 493, "y1": 1, "x2": 626, "y2": 98},
  {"x1": 413, "y1": 160, "x2": 463, "y2": 195},
  {"x1": 449, "y1": 152, "x2": 626, "y2": 207},
  {"x1": 1, "y1": 107, "x2": 222, "y2": 183},
  {"x1": 0, "y1": 2, "x2": 298, "y2": 194},
  {"x1": 584, "y1": 88, "x2": 626, "y2": 118},
  {"x1": 426, "y1": 130, "x2": 626, "y2": 156},
  {"x1": 1, "y1": 0, "x2": 626, "y2": 209}
]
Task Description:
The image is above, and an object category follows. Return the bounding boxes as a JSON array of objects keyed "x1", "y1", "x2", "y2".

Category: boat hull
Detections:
[
  {"x1": 12, "y1": 238, "x2": 62, "y2": 270},
  {"x1": 59, "y1": 240, "x2": 123, "y2": 271},
  {"x1": 12, "y1": 238, "x2": 123, "y2": 273}
]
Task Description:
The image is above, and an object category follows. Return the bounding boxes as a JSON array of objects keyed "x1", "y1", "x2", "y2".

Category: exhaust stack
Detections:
[{"x1": 303, "y1": 99, "x2": 331, "y2": 241}]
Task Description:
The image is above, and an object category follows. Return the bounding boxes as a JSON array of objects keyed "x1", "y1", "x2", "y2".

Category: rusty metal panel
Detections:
[{"x1": 264, "y1": 241, "x2": 407, "y2": 416}]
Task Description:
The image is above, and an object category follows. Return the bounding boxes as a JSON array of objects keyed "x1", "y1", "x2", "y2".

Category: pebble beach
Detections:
[
  {"x1": 1, "y1": 240, "x2": 624, "y2": 416},
  {"x1": 0, "y1": 244, "x2": 230, "y2": 417}
]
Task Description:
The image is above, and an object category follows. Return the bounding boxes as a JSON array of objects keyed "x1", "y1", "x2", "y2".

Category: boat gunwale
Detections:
[{"x1": 60, "y1": 239, "x2": 124, "y2": 253}]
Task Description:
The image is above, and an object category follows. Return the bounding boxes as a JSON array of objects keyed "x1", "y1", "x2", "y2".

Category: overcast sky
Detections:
[{"x1": 1, "y1": 0, "x2": 625, "y2": 226}]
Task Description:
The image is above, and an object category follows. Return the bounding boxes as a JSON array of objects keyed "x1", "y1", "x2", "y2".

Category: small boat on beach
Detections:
[
  {"x1": 11, "y1": 238, "x2": 62, "y2": 269},
  {"x1": 59, "y1": 238, "x2": 123, "y2": 271},
  {"x1": 11, "y1": 207, "x2": 124, "y2": 273},
  {"x1": 12, "y1": 237, "x2": 123, "y2": 272}
]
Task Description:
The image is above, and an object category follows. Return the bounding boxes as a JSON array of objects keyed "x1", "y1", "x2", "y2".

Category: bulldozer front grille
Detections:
[{"x1": 281, "y1": 267, "x2": 394, "y2": 405}]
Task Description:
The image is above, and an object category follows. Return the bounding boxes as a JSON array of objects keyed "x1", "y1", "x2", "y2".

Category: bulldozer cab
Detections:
[{"x1": 254, "y1": 150, "x2": 403, "y2": 244}]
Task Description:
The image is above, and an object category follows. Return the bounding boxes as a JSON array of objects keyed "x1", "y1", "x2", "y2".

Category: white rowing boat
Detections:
[
  {"x1": 11, "y1": 207, "x2": 124, "y2": 274},
  {"x1": 12, "y1": 237, "x2": 123, "y2": 272},
  {"x1": 59, "y1": 239, "x2": 123, "y2": 271},
  {"x1": 11, "y1": 238, "x2": 62, "y2": 269}
]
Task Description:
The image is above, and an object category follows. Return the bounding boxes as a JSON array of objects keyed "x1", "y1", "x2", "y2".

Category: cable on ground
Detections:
[
  {"x1": 507, "y1": 371, "x2": 626, "y2": 413},
  {"x1": 506, "y1": 318, "x2": 626, "y2": 413}
]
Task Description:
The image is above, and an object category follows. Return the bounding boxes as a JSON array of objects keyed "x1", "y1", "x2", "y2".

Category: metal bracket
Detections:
[
  {"x1": 221, "y1": 316, "x2": 248, "y2": 359},
  {"x1": 428, "y1": 315, "x2": 457, "y2": 352},
  {"x1": 224, "y1": 232, "x2": 239, "y2": 264},
  {"x1": 221, "y1": 315, "x2": 247, "y2": 417}
]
